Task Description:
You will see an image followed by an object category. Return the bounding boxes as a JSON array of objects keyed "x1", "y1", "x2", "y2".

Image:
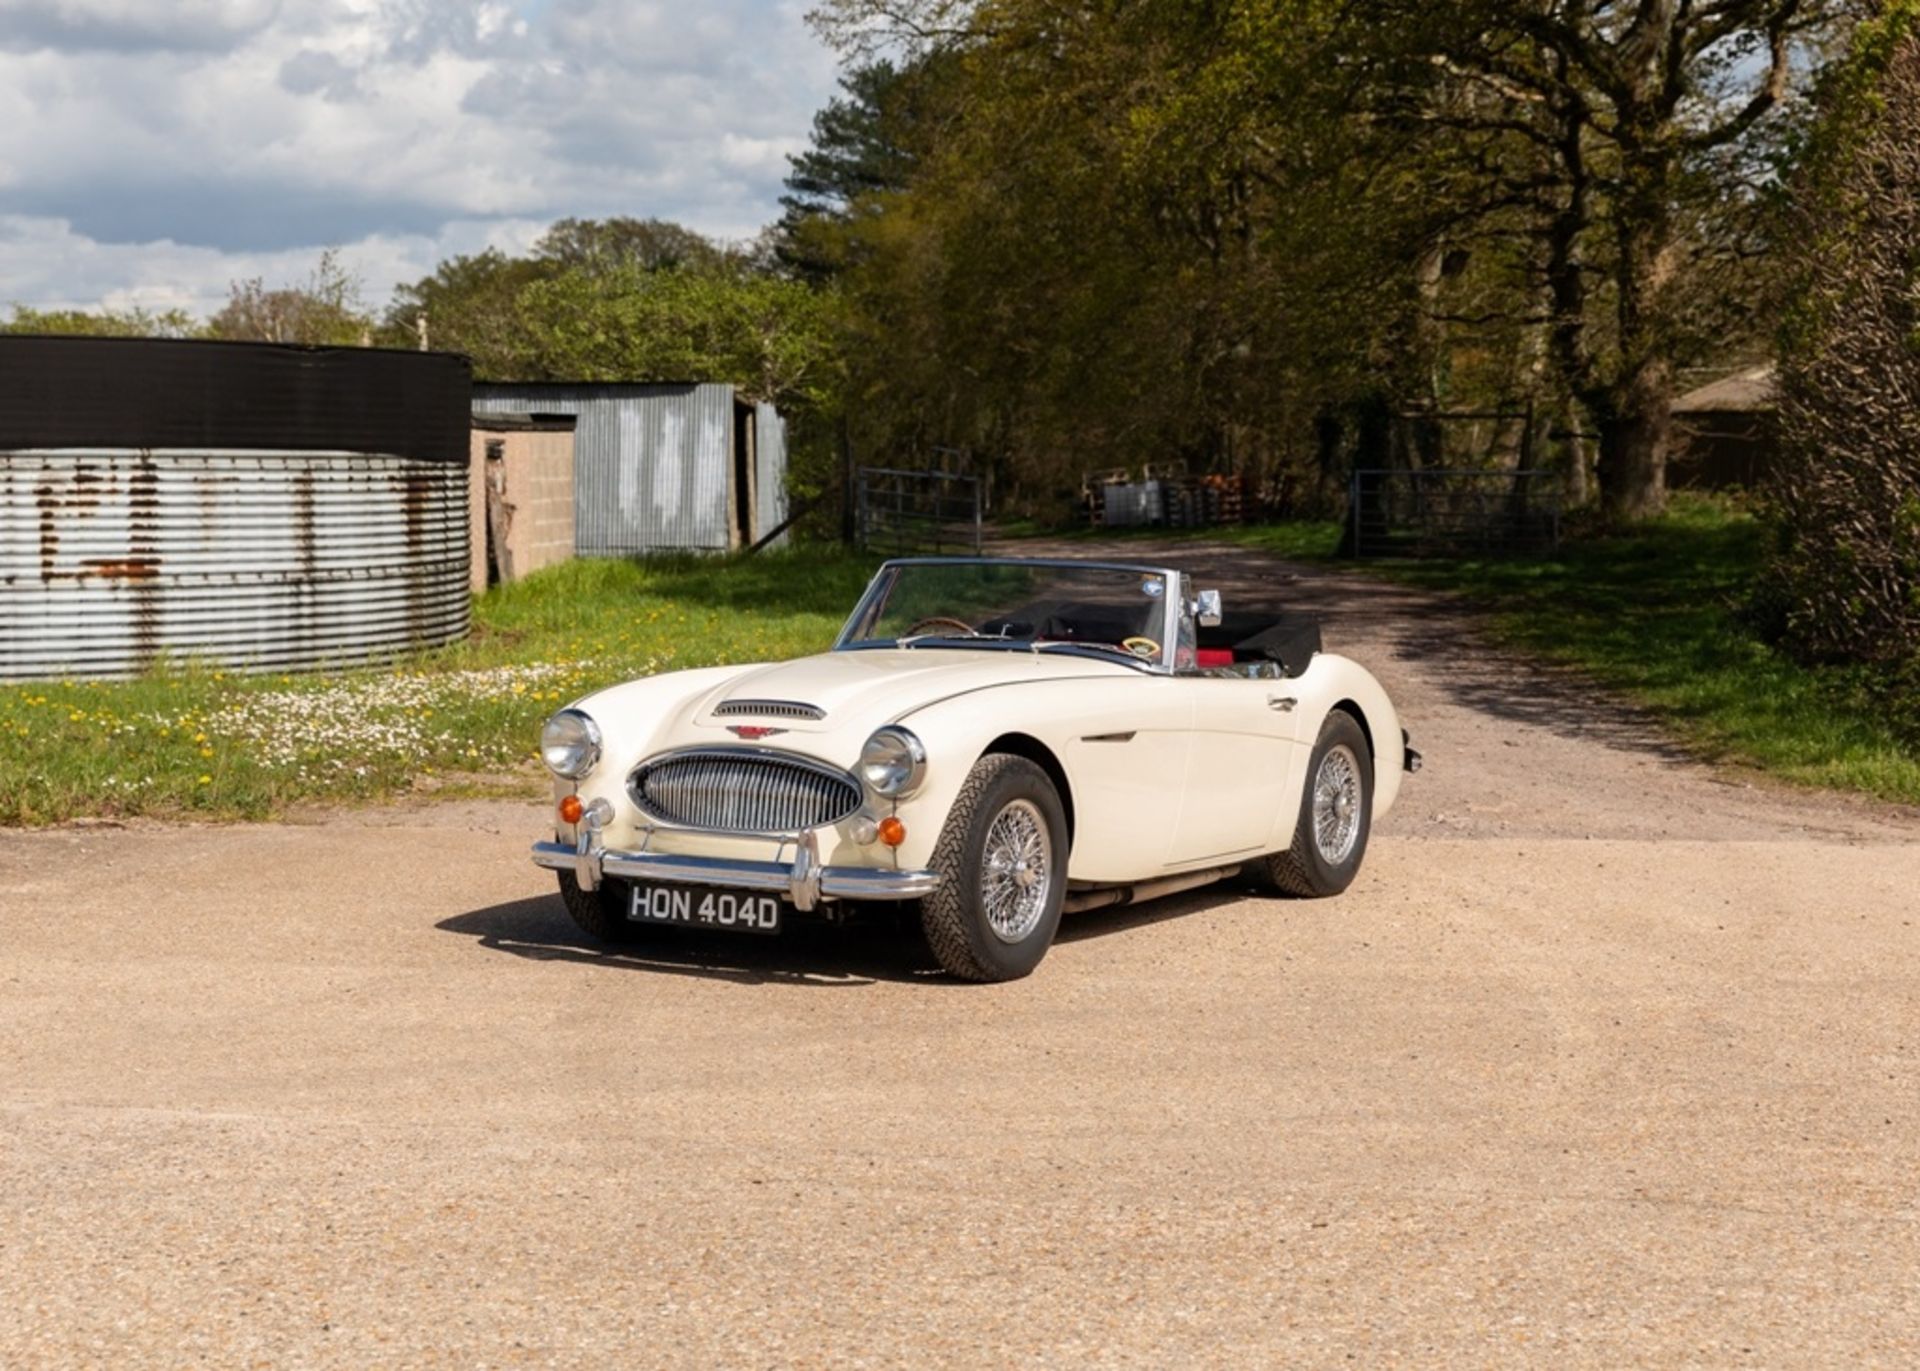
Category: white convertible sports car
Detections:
[{"x1": 532, "y1": 557, "x2": 1418, "y2": 981}]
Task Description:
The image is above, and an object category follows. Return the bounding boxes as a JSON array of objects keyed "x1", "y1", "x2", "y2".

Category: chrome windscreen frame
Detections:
[{"x1": 832, "y1": 556, "x2": 1186, "y2": 676}]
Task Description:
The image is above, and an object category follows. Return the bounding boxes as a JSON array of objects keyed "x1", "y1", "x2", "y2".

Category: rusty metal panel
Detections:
[
  {"x1": 472, "y1": 383, "x2": 740, "y2": 554},
  {"x1": 0, "y1": 449, "x2": 470, "y2": 681}
]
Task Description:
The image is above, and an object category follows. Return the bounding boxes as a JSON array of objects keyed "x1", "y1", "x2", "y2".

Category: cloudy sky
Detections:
[{"x1": 0, "y1": 0, "x2": 841, "y2": 317}]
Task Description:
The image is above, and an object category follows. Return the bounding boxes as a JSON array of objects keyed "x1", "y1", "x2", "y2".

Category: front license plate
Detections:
[{"x1": 628, "y1": 883, "x2": 782, "y2": 935}]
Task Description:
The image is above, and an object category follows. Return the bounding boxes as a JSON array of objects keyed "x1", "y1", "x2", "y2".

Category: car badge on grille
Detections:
[{"x1": 726, "y1": 725, "x2": 788, "y2": 740}]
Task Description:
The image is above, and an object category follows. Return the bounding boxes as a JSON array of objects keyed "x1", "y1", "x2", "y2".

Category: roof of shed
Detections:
[{"x1": 1673, "y1": 363, "x2": 1775, "y2": 414}]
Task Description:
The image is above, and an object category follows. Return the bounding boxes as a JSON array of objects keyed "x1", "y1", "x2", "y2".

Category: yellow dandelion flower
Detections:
[{"x1": 197, "y1": 775, "x2": 212, "y2": 785}]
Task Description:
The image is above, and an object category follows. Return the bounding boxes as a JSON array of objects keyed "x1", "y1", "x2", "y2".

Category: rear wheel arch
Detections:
[
  {"x1": 981, "y1": 732, "x2": 1074, "y2": 846},
  {"x1": 1329, "y1": 699, "x2": 1374, "y2": 763}
]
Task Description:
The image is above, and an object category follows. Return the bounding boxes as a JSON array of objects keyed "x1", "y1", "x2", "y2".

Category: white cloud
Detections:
[
  {"x1": 0, "y1": 0, "x2": 839, "y2": 313},
  {"x1": 0, "y1": 212, "x2": 551, "y2": 316},
  {"x1": 0, "y1": 0, "x2": 282, "y2": 53}
]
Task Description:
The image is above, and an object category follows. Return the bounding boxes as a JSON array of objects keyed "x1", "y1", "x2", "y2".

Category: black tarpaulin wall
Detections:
[{"x1": 0, "y1": 336, "x2": 472, "y2": 464}]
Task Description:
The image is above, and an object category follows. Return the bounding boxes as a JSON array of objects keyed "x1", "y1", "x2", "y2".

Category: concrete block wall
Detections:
[{"x1": 470, "y1": 422, "x2": 577, "y2": 593}]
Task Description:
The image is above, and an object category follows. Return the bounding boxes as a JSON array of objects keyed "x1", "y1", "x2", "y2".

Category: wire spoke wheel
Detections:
[
  {"x1": 1311, "y1": 743, "x2": 1363, "y2": 865},
  {"x1": 979, "y1": 797, "x2": 1053, "y2": 943},
  {"x1": 920, "y1": 754, "x2": 1068, "y2": 981}
]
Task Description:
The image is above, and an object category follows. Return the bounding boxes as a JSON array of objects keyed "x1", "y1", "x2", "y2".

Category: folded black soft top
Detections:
[{"x1": 1198, "y1": 610, "x2": 1323, "y2": 678}]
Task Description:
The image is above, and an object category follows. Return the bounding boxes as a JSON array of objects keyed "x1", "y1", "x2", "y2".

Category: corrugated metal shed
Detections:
[{"x1": 472, "y1": 383, "x2": 788, "y2": 555}]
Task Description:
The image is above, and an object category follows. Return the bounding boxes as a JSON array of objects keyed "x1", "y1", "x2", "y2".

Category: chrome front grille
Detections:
[
  {"x1": 712, "y1": 698, "x2": 825, "y2": 721},
  {"x1": 631, "y1": 749, "x2": 861, "y2": 833}
]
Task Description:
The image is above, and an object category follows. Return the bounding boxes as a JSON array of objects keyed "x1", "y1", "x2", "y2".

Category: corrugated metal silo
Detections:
[{"x1": 0, "y1": 337, "x2": 471, "y2": 681}]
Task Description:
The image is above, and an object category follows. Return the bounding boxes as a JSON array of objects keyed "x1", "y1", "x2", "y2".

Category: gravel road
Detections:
[{"x1": 4, "y1": 542, "x2": 1917, "y2": 1368}]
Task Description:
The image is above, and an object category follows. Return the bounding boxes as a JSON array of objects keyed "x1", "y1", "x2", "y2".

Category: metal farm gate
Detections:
[
  {"x1": 856, "y1": 467, "x2": 983, "y2": 555},
  {"x1": 1348, "y1": 468, "x2": 1562, "y2": 557}
]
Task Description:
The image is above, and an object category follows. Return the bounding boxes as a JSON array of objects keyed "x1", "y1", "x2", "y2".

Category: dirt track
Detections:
[{"x1": 4, "y1": 542, "x2": 1918, "y2": 1368}]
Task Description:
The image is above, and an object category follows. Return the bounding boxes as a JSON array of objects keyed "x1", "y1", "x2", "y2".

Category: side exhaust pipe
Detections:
[{"x1": 1063, "y1": 864, "x2": 1244, "y2": 915}]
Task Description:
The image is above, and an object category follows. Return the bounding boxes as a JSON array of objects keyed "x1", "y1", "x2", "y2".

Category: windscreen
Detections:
[{"x1": 839, "y1": 562, "x2": 1171, "y2": 664}]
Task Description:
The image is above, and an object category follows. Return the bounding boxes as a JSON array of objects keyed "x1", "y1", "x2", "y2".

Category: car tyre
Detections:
[
  {"x1": 557, "y1": 871, "x2": 645, "y2": 943},
  {"x1": 1257, "y1": 710, "x2": 1373, "y2": 898},
  {"x1": 918, "y1": 754, "x2": 1069, "y2": 983}
]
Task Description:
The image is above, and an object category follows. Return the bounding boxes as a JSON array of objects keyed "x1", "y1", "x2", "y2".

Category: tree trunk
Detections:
[
  {"x1": 1598, "y1": 151, "x2": 1677, "y2": 521},
  {"x1": 1562, "y1": 397, "x2": 1592, "y2": 508},
  {"x1": 1597, "y1": 357, "x2": 1672, "y2": 521}
]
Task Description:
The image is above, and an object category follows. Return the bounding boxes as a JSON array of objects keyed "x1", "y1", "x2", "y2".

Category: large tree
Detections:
[
  {"x1": 1380, "y1": 0, "x2": 1846, "y2": 517},
  {"x1": 378, "y1": 249, "x2": 554, "y2": 375},
  {"x1": 534, "y1": 217, "x2": 726, "y2": 274},
  {"x1": 811, "y1": 0, "x2": 1849, "y2": 518},
  {"x1": 776, "y1": 60, "x2": 928, "y2": 281},
  {"x1": 513, "y1": 263, "x2": 841, "y2": 412},
  {"x1": 207, "y1": 249, "x2": 372, "y2": 346},
  {"x1": 1767, "y1": 6, "x2": 1920, "y2": 672}
]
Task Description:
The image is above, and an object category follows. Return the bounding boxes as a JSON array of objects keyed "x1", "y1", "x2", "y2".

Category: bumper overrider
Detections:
[{"x1": 531, "y1": 826, "x2": 942, "y2": 913}]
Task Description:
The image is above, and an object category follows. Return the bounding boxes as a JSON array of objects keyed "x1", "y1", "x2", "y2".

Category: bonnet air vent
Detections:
[{"x1": 712, "y1": 699, "x2": 826, "y2": 721}]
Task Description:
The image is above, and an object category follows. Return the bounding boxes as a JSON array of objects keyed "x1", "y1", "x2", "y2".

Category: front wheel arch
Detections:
[{"x1": 981, "y1": 732, "x2": 1074, "y2": 847}]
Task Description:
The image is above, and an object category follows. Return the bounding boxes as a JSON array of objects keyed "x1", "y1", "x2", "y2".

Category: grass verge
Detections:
[
  {"x1": 1376, "y1": 497, "x2": 1920, "y2": 805},
  {"x1": 1015, "y1": 497, "x2": 1920, "y2": 805},
  {"x1": 0, "y1": 548, "x2": 878, "y2": 825}
]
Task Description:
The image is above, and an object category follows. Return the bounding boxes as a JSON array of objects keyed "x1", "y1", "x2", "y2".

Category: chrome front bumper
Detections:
[{"x1": 531, "y1": 829, "x2": 942, "y2": 913}]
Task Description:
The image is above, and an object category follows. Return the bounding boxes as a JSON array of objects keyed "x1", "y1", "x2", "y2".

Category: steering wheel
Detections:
[
  {"x1": 1122, "y1": 635, "x2": 1162, "y2": 660},
  {"x1": 904, "y1": 616, "x2": 979, "y2": 638}
]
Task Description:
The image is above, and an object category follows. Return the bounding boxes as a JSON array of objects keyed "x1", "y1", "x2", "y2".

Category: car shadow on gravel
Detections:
[
  {"x1": 1055, "y1": 883, "x2": 1252, "y2": 943},
  {"x1": 441, "y1": 883, "x2": 1253, "y2": 985},
  {"x1": 438, "y1": 896, "x2": 936, "y2": 986}
]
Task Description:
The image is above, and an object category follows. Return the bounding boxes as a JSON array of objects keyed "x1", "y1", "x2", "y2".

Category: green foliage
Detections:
[
  {"x1": 810, "y1": 0, "x2": 1848, "y2": 522},
  {"x1": 0, "y1": 549, "x2": 879, "y2": 825},
  {"x1": 1767, "y1": 10, "x2": 1920, "y2": 671},
  {"x1": 377, "y1": 249, "x2": 555, "y2": 373},
  {"x1": 776, "y1": 60, "x2": 927, "y2": 281},
  {"x1": 2, "y1": 304, "x2": 198, "y2": 339},
  {"x1": 514, "y1": 264, "x2": 841, "y2": 412},
  {"x1": 812, "y1": 2, "x2": 1422, "y2": 511},
  {"x1": 206, "y1": 248, "x2": 373, "y2": 346},
  {"x1": 534, "y1": 216, "x2": 728, "y2": 274}
]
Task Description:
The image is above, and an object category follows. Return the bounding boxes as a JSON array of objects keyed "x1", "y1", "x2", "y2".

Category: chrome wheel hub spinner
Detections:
[
  {"x1": 982, "y1": 798, "x2": 1052, "y2": 943},
  {"x1": 1312, "y1": 743, "x2": 1363, "y2": 865}
]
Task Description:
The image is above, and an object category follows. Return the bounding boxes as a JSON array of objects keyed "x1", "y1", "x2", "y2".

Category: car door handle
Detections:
[{"x1": 1268, "y1": 695, "x2": 1296, "y2": 712}]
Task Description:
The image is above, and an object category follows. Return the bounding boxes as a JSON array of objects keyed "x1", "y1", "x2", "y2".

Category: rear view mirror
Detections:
[{"x1": 1194, "y1": 588, "x2": 1222, "y2": 627}]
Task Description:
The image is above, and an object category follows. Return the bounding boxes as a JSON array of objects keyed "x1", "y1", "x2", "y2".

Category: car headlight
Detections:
[
  {"x1": 858, "y1": 726, "x2": 926, "y2": 798},
  {"x1": 540, "y1": 709, "x2": 602, "y2": 779}
]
